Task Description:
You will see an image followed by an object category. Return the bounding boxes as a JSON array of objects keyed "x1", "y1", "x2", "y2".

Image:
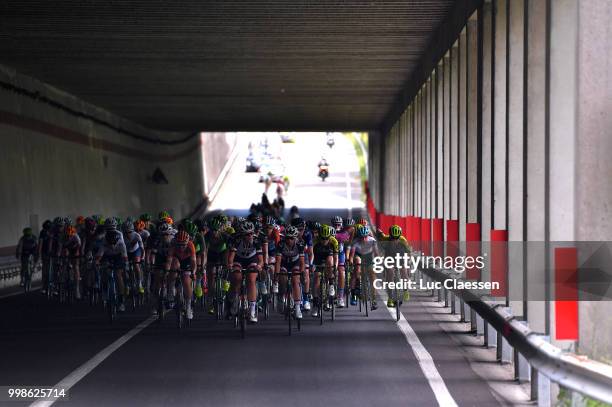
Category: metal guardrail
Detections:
[
  {"x1": 0, "y1": 260, "x2": 41, "y2": 281},
  {"x1": 418, "y1": 264, "x2": 612, "y2": 405}
]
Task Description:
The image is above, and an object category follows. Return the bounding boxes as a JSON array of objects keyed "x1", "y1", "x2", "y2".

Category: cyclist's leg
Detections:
[
  {"x1": 311, "y1": 264, "x2": 321, "y2": 316},
  {"x1": 291, "y1": 266, "x2": 303, "y2": 318},
  {"x1": 324, "y1": 256, "x2": 334, "y2": 309},
  {"x1": 115, "y1": 263, "x2": 126, "y2": 310},
  {"x1": 229, "y1": 263, "x2": 243, "y2": 315},
  {"x1": 246, "y1": 263, "x2": 259, "y2": 321},
  {"x1": 181, "y1": 266, "x2": 194, "y2": 318},
  {"x1": 365, "y1": 255, "x2": 377, "y2": 309},
  {"x1": 71, "y1": 257, "x2": 81, "y2": 299}
]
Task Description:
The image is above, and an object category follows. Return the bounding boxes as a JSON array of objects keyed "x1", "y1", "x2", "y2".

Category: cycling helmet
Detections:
[
  {"x1": 114, "y1": 217, "x2": 122, "y2": 226},
  {"x1": 264, "y1": 215, "x2": 276, "y2": 226},
  {"x1": 123, "y1": 221, "x2": 135, "y2": 232},
  {"x1": 176, "y1": 230, "x2": 190, "y2": 245},
  {"x1": 285, "y1": 226, "x2": 299, "y2": 238},
  {"x1": 291, "y1": 217, "x2": 306, "y2": 228},
  {"x1": 53, "y1": 217, "x2": 63, "y2": 226},
  {"x1": 104, "y1": 218, "x2": 118, "y2": 230},
  {"x1": 357, "y1": 217, "x2": 368, "y2": 226},
  {"x1": 76, "y1": 216, "x2": 85, "y2": 225},
  {"x1": 63, "y1": 217, "x2": 73, "y2": 226},
  {"x1": 42, "y1": 220, "x2": 52, "y2": 230},
  {"x1": 135, "y1": 220, "x2": 145, "y2": 232},
  {"x1": 389, "y1": 224, "x2": 402, "y2": 239},
  {"x1": 289, "y1": 205, "x2": 299, "y2": 213},
  {"x1": 97, "y1": 217, "x2": 106, "y2": 226},
  {"x1": 65, "y1": 225, "x2": 77, "y2": 237},
  {"x1": 345, "y1": 218, "x2": 355, "y2": 226},
  {"x1": 330, "y1": 226, "x2": 336, "y2": 237},
  {"x1": 125, "y1": 216, "x2": 135, "y2": 223},
  {"x1": 158, "y1": 223, "x2": 172, "y2": 235},
  {"x1": 140, "y1": 213, "x2": 152, "y2": 222},
  {"x1": 158, "y1": 210, "x2": 170, "y2": 220},
  {"x1": 160, "y1": 216, "x2": 174, "y2": 225},
  {"x1": 185, "y1": 222, "x2": 198, "y2": 237},
  {"x1": 239, "y1": 221, "x2": 255, "y2": 235},
  {"x1": 23, "y1": 227, "x2": 33, "y2": 236},
  {"x1": 319, "y1": 224, "x2": 332, "y2": 239},
  {"x1": 314, "y1": 222, "x2": 322, "y2": 232},
  {"x1": 210, "y1": 217, "x2": 224, "y2": 231},
  {"x1": 331, "y1": 216, "x2": 343, "y2": 226},
  {"x1": 357, "y1": 225, "x2": 370, "y2": 237},
  {"x1": 106, "y1": 230, "x2": 121, "y2": 245}
]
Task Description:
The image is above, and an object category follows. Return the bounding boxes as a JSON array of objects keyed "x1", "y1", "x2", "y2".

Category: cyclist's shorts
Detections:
[
  {"x1": 356, "y1": 252, "x2": 373, "y2": 266},
  {"x1": 280, "y1": 259, "x2": 300, "y2": 273},
  {"x1": 177, "y1": 257, "x2": 193, "y2": 273},
  {"x1": 103, "y1": 254, "x2": 125, "y2": 270},
  {"x1": 338, "y1": 251, "x2": 346, "y2": 266},
  {"x1": 154, "y1": 255, "x2": 167, "y2": 268},
  {"x1": 313, "y1": 253, "x2": 331, "y2": 266},
  {"x1": 233, "y1": 255, "x2": 259, "y2": 272},
  {"x1": 128, "y1": 248, "x2": 143, "y2": 260}
]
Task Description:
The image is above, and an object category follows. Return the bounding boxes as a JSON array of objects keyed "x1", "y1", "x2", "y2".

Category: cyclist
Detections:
[
  {"x1": 261, "y1": 216, "x2": 280, "y2": 299},
  {"x1": 274, "y1": 225, "x2": 305, "y2": 319},
  {"x1": 165, "y1": 230, "x2": 197, "y2": 320},
  {"x1": 348, "y1": 225, "x2": 381, "y2": 309},
  {"x1": 290, "y1": 217, "x2": 312, "y2": 311},
  {"x1": 123, "y1": 220, "x2": 145, "y2": 294},
  {"x1": 95, "y1": 227, "x2": 128, "y2": 312},
  {"x1": 80, "y1": 217, "x2": 99, "y2": 298},
  {"x1": 16, "y1": 227, "x2": 38, "y2": 287},
  {"x1": 227, "y1": 221, "x2": 263, "y2": 323},
  {"x1": 38, "y1": 220, "x2": 53, "y2": 293},
  {"x1": 205, "y1": 216, "x2": 231, "y2": 315},
  {"x1": 61, "y1": 222, "x2": 82, "y2": 299},
  {"x1": 376, "y1": 224, "x2": 411, "y2": 307},
  {"x1": 311, "y1": 224, "x2": 339, "y2": 317},
  {"x1": 150, "y1": 222, "x2": 175, "y2": 315},
  {"x1": 331, "y1": 216, "x2": 351, "y2": 308},
  {"x1": 181, "y1": 220, "x2": 206, "y2": 302}
]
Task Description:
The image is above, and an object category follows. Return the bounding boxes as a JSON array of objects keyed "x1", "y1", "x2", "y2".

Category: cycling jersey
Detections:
[
  {"x1": 151, "y1": 235, "x2": 174, "y2": 267},
  {"x1": 264, "y1": 228, "x2": 281, "y2": 257},
  {"x1": 335, "y1": 229, "x2": 352, "y2": 265},
  {"x1": 276, "y1": 239, "x2": 305, "y2": 270},
  {"x1": 377, "y1": 233, "x2": 410, "y2": 254},
  {"x1": 312, "y1": 236, "x2": 339, "y2": 265},
  {"x1": 352, "y1": 236, "x2": 377, "y2": 256},
  {"x1": 230, "y1": 237, "x2": 262, "y2": 269},
  {"x1": 62, "y1": 234, "x2": 82, "y2": 258},
  {"x1": 17, "y1": 235, "x2": 38, "y2": 257},
  {"x1": 167, "y1": 241, "x2": 196, "y2": 271},
  {"x1": 96, "y1": 240, "x2": 128, "y2": 269},
  {"x1": 193, "y1": 232, "x2": 205, "y2": 254},
  {"x1": 123, "y1": 230, "x2": 144, "y2": 254},
  {"x1": 206, "y1": 231, "x2": 230, "y2": 254},
  {"x1": 138, "y1": 229, "x2": 150, "y2": 247}
]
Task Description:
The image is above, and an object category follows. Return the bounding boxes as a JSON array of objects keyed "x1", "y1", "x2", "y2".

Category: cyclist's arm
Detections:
[
  {"x1": 164, "y1": 248, "x2": 174, "y2": 272},
  {"x1": 274, "y1": 254, "x2": 281, "y2": 274},
  {"x1": 299, "y1": 254, "x2": 305, "y2": 274},
  {"x1": 189, "y1": 244, "x2": 197, "y2": 272},
  {"x1": 227, "y1": 249, "x2": 236, "y2": 267}
]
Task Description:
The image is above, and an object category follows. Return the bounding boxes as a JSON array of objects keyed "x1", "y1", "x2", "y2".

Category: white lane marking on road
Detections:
[
  {"x1": 30, "y1": 315, "x2": 157, "y2": 407},
  {"x1": 379, "y1": 291, "x2": 459, "y2": 407}
]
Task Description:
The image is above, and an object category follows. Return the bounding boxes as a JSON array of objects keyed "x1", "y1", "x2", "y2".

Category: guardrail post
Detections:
[
  {"x1": 496, "y1": 307, "x2": 513, "y2": 363},
  {"x1": 470, "y1": 309, "x2": 477, "y2": 332},
  {"x1": 485, "y1": 322, "x2": 497, "y2": 348},
  {"x1": 444, "y1": 288, "x2": 449, "y2": 307},
  {"x1": 437, "y1": 287, "x2": 442, "y2": 302},
  {"x1": 460, "y1": 299, "x2": 466, "y2": 321},
  {"x1": 514, "y1": 321, "x2": 531, "y2": 382},
  {"x1": 476, "y1": 312, "x2": 485, "y2": 336},
  {"x1": 451, "y1": 292, "x2": 457, "y2": 314}
]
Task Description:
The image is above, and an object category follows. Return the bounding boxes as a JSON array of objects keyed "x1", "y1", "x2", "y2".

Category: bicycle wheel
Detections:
[
  {"x1": 108, "y1": 274, "x2": 116, "y2": 324},
  {"x1": 239, "y1": 298, "x2": 246, "y2": 339},
  {"x1": 319, "y1": 274, "x2": 324, "y2": 326},
  {"x1": 287, "y1": 295, "x2": 292, "y2": 336}
]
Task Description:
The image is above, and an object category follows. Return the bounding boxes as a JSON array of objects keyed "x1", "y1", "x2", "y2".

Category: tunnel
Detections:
[{"x1": 1, "y1": 1, "x2": 611, "y2": 406}]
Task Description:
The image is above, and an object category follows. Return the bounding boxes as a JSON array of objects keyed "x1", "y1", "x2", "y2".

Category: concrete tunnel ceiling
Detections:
[{"x1": 1, "y1": 0, "x2": 460, "y2": 133}]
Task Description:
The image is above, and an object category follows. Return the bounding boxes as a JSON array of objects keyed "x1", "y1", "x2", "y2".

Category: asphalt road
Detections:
[{"x1": 0, "y1": 134, "x2": 504, "y2": 406}]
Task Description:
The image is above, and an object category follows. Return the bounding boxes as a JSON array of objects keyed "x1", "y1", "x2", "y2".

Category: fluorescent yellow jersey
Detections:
[
  {"x1": 312, "y1": 236, "x2": 339, "y2": 264},
  {"x1": 377, "y1": 232, "x2": 411, "y2": 252}
]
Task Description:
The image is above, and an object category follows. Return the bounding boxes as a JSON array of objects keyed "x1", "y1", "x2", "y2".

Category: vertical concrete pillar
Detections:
[
  {"x1": 437, "y1": 64, "x2": 444, "y2": 221},
  {"x1": 481, "y1": 1, "x2": 494, "y2": 241},
  {"x1": 507, "y1": 0, "x2": 525, "y2": 318},
  {"x1": 467, "y1": 15, "x2": 479, "y2": 226},
  {"x1": 525, "y1": 0, "x2": 548, "y2": 333},
  {"x1": 443, "y1": 55, "x2": 451, "y2": 224},
  {"x1": 425, "y1": 79, "x2": 431, "y2": 222},
  {"x1": 408, "y1": 106, "x2": 414, "y2": 218},
  {"x1": 575, "y1": 0, "x2": 612, "y2": 358},
  {"x1": 459, "y1": 29, "x2": 468, "y2": 240},
  {"x1": 493, "y1": 0, "x2": 508, "y2": 231},
  {"x1": 450, "y1": 43, "x2": 460, "y2": 223}
]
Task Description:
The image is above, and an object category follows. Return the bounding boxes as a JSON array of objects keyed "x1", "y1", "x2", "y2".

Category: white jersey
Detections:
[{"x1": 352, "y1": 236, "x2": 377, "y2": 256}]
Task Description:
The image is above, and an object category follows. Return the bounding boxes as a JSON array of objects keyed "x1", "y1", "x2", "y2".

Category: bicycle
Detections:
[
  {"x1": 233, "y1": 267, "x2": 249, "y2": 339},
  {"x1": 213, "y1": 264, "x2": 229, "y2": 321},
  {"x1": 21, "y1": 254, "x2": 35, "y2": 294},
  {"x1": 258, "y1": 266, "x2": 272, "y2": 321},
  {"x1": 101, "y1": 263, "x2": 118, "y2": 324},
  {"x1": 281, "y1": 267, "x2": 301, "y2": 335}
]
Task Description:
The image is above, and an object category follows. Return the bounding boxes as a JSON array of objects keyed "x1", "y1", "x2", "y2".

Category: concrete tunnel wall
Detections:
[
  {"x1": 367, "y1": 0, "x2": 612, "y2": 363},
  {"x1": 0, "y1": 63, "x2": 236, "y2": 255}
]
